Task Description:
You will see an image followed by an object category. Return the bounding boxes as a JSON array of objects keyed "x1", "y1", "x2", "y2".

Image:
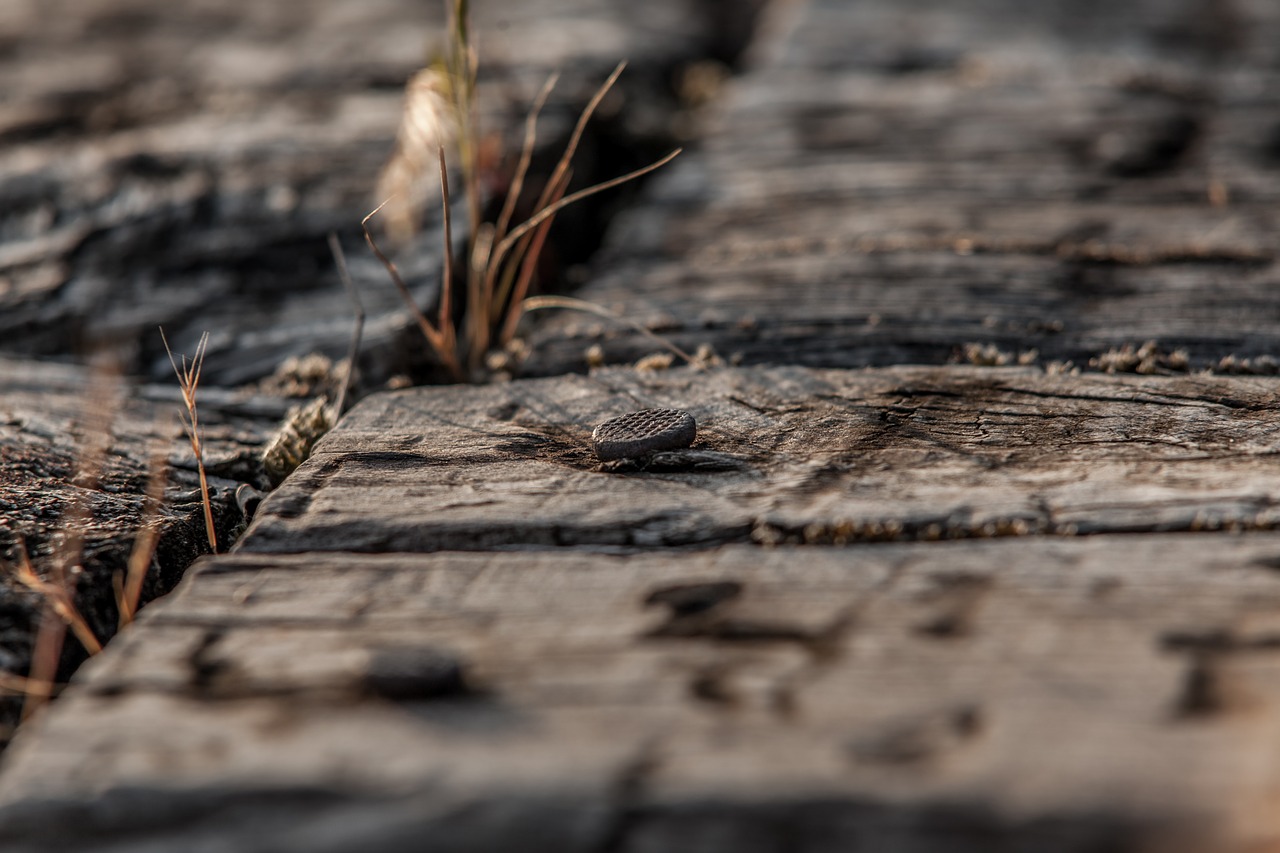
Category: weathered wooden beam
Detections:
[
  {"x1": 3, "y1": 538, "x2": 1280, "y2": 850},
  {"x1": 238, "y1": 365, "x2": 1280, "y2": 553},
  {"x1": 5, "y1": 2, "x2": 1280, "y2": 851},
  {"x1": 0, "y1": 0, "x2": 749, "y2": 386},
  {"x1": 524, "y1": 0, "x2": 1280, "y2": 375},
  {"x1": 0, "y1": 355, "x2": 287, "y2": 743}
]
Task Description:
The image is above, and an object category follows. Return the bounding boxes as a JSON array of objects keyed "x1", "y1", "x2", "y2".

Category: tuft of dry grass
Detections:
[
  {"x1": 11, "y1": 539, "x2": 101, "y2": 660},
  {"x1": 8, "y1": 358, "x2": 122, "y2": 718},
  {"x1": 366, "y1": 0, "x2": 681, "y2": 382},
  {"x1": 2, "y1": 363, "x2": 181, "y2": 721},
  {"x1": 160, "y1": 328, "x2": 217, "y2": 553}
]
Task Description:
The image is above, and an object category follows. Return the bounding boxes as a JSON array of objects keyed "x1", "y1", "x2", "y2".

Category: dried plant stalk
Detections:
[
  {"x1": 376, "y1": 68, "x2": 458, "y2": 242},
  {"x1": 362, "y1": 202, "x2": 465, "y2": 381},
  {"x1": 160, "y1": 328, "x2": 217, "y2": 553},
  {"x1": 366, "y1": 3, "x2": 680, "y2": 380},
  {"x1": 12, "y1": 541, "x2": 101, "y2": 657},
  {"x1": 498, "y1": 169, "x2": 571, "y2": 347},
  {"x1": 487, "y1": 148, "x2": 683, "y2": 288},
  {"x1": 475, "y1": 62, "x2": 628, "y2": 360},
  {"x1": 22, "y1": 603, "x2": 64, "y2": 721},
  {"x1": 492, "y1": 71, "x2": 560, "y2": 254},
  {"x1": 487, "y1": 71, "x2": 562, "y2": 325},
  {"x1": 14, "y1": 357, "x2": 123, "y2": 716},
  {"x1": 117, "y1": 437, "x2": 168, "y2": 628},
  {"x1": 326, "y1": 232, "x2": 365, "y2": 419},
  {"x1": 0, "y1": 671, "x2": 46, "y2": 697},
  {"x1": 13, "y1": 538, "x2": 92, "y2": 722},
  {"x1": 437, "y1": 145, "x2": 456, "y2": 347}
]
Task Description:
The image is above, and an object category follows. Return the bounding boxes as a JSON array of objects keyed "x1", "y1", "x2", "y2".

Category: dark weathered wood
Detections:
[
  {"x1": 524, "y1": 0, "x2": 1280, "y2": 375},
  {"x1": 6, "y1": 1, "x2": 1280, "y2": 850},
  {"x1": 0, "y1": 355, "x2": 288, "y2": 742},
  {"x1": 238, "y1": 365, "x2": 1280, "y2": 553},
  {"x1": 0, "y1": 0, "x2": 750, "y2": 386},
  {"x1": 4, "y1": 538, "x2": 1280, "y2": 851}
]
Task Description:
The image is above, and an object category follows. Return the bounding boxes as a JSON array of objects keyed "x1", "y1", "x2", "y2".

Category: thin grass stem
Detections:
[
  {"x1": 487, "y1": 72, "x2": 560, "y2": 326},
  {"x1": 0, "y1": 671, "x2": 48, "y2": 696},
  {"x1": 327, "y1": 233, "x2": 365, "y2": 419},
  {"x1": 493, "y1": 72, "x2": 559, "y2": 251},
  {"x1": 118, "y1": 437, "x2": 168, "y2": 627},
  {"x1": 486, "y1": 148, "x2": 681, "y2": 304},
  {"x1": 161, "y1": 328, "x2": 217, "y2": 552},
  {"x1": 481, "y1": 63, "x2": 628, "y2": 326},
  {"x1": 436, "y1": 146, "x2": 456, "y2": 358},
  {"x1": 21, "y1": 604, "x2": 63, "y2": 721},
  {"x1": 362, "y1": 200, "x2": 465, "y2": 381},
  {"x1": 13, "y1": 540, "x2": 103, "y2": 655},
  {"x1": 498, "y1": 169, "x2": 571, "y2": 347},
  {"x1": 538, "y1": 61, "x2": 625, "y2": 215}
]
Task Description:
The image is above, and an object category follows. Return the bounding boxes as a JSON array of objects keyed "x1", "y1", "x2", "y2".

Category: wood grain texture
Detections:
[
  {"x1": 524, "y1": 0, "x2": 1280, "y2": 375},
  {"x1": 0, "y1": 356, "x2": 287, "y2": 742},
  {"x1": 239, "y1": 365, "x2": 1280, "y2": 553},
  {"x1": 4, "y1": 539, "x2": 1280, "y2": 851},
  {"x1": 5, "y1": 0, "x2": 1280, "y2": 849},
  {"x1": 0, "y1": 0, "x2": 738, "y2": 386}
]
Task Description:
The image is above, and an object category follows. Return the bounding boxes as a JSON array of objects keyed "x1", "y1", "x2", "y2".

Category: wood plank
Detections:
[
  {"x1": 0, "y1": 355, "x2": 286, "y2": 743},
  {"x1": 238, "y1": 365, "x2": 1280, "y2": 553},
  {"x1": 0, "y1": 0, "x2": 748, "y2": 386},
  {"x1": 5, "y1": 3, "x2": 1280, "y2": 851},
  {"x1": 524, "y1": 0, "x2": 1280, "y2": 375},
  {"x1": 4, "y1": 539, "x2": 1280, "y2": 850}
]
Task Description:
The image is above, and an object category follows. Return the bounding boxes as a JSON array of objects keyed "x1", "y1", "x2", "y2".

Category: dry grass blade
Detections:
[
  {"x1": 160, "y1": 328, "x2": 217, "y2": 552},
  {"x1": 466, "y1": 223, "x2": 496, "y2": 366},
  {"x1": 498, "y1": 169, "x2": 571, "y2": 347},
  {"x1": 446, "y1": 0, "x2": 481, "y2": 241},
  {"x1": 519, "y1": 295, "x2": 694, "y2": 363},
  {"x1": 362, "y1": 200, "x2": 464, "y2": 381},
  {"x1": 22, "y1": 604, "x2": 64, "y2": 721},
  {"x1": 374, "y1": 10, "x2": 680, "y2": 379},
  {"x1": 11, "y1": 541, "x2": 102, "y2": 656},
  {"x1": 15, "y1": 357, "x2": 121, "y2": 717},
  {"x1": 11, "y1": 536, "x2": 93, "y2": 721},
  {"x1": 488, "y1": 148, "x2": 682, "y2": 292},
  {"x1": 117, "y1": 437, "x2": 168, "y2": 628},
  {"x1": 492, "y1": 71, "x2": 560, "y2": 251},
  {"x1": 0, "y1": 671, "x2": 47, "y2": 697},
  {"x1": 436, "y1": 146, "x2": 456, "y2": 356},
  {"x1": 485, "y1": 71, "x2": 561, "y2": 327},
  {"x1": 539, "y1": 61, "x2": 625, "y2": 217},
  {"x1": 481, "y1": 62, "x2": 627, "y2": 323},
  {"x1": 327, "y1": 232, "x2": 366, "y2": 418}
]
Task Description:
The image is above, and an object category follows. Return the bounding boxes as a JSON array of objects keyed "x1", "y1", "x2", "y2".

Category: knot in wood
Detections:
[{"x1": 591, "y1": 408, "x2": 696, "y2": 461}]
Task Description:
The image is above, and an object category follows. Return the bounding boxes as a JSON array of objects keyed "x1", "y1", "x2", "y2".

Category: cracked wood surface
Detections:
[
  {"x1": 0, "y1": 355, "x2": 285, "y2": 742},
  {"x1": 5, "y1": 538, "x2": 1280, "y2": 851},
  {"x1": 239, "y1": 365, "x2": 1280, "y2": 553},
  {"x1": 0, "y1": 0, "x2": 732, "y2": 386},
  {"x1": 526, "y1": 0, "x2": 1280, "y2": 374},
  {"x1": 3, "y1": 0, "x2": 1280, "y2": 850}
]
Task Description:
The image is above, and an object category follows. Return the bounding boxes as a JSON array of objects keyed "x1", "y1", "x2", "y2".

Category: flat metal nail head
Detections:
[{"x1": 591, "y1": 408, "x2": 697, "y2": 461}]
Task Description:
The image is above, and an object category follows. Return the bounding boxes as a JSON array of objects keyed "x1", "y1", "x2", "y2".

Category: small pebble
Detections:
[{"x1": 591, "y1": 408, "x2": 696, "y2": 461}]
